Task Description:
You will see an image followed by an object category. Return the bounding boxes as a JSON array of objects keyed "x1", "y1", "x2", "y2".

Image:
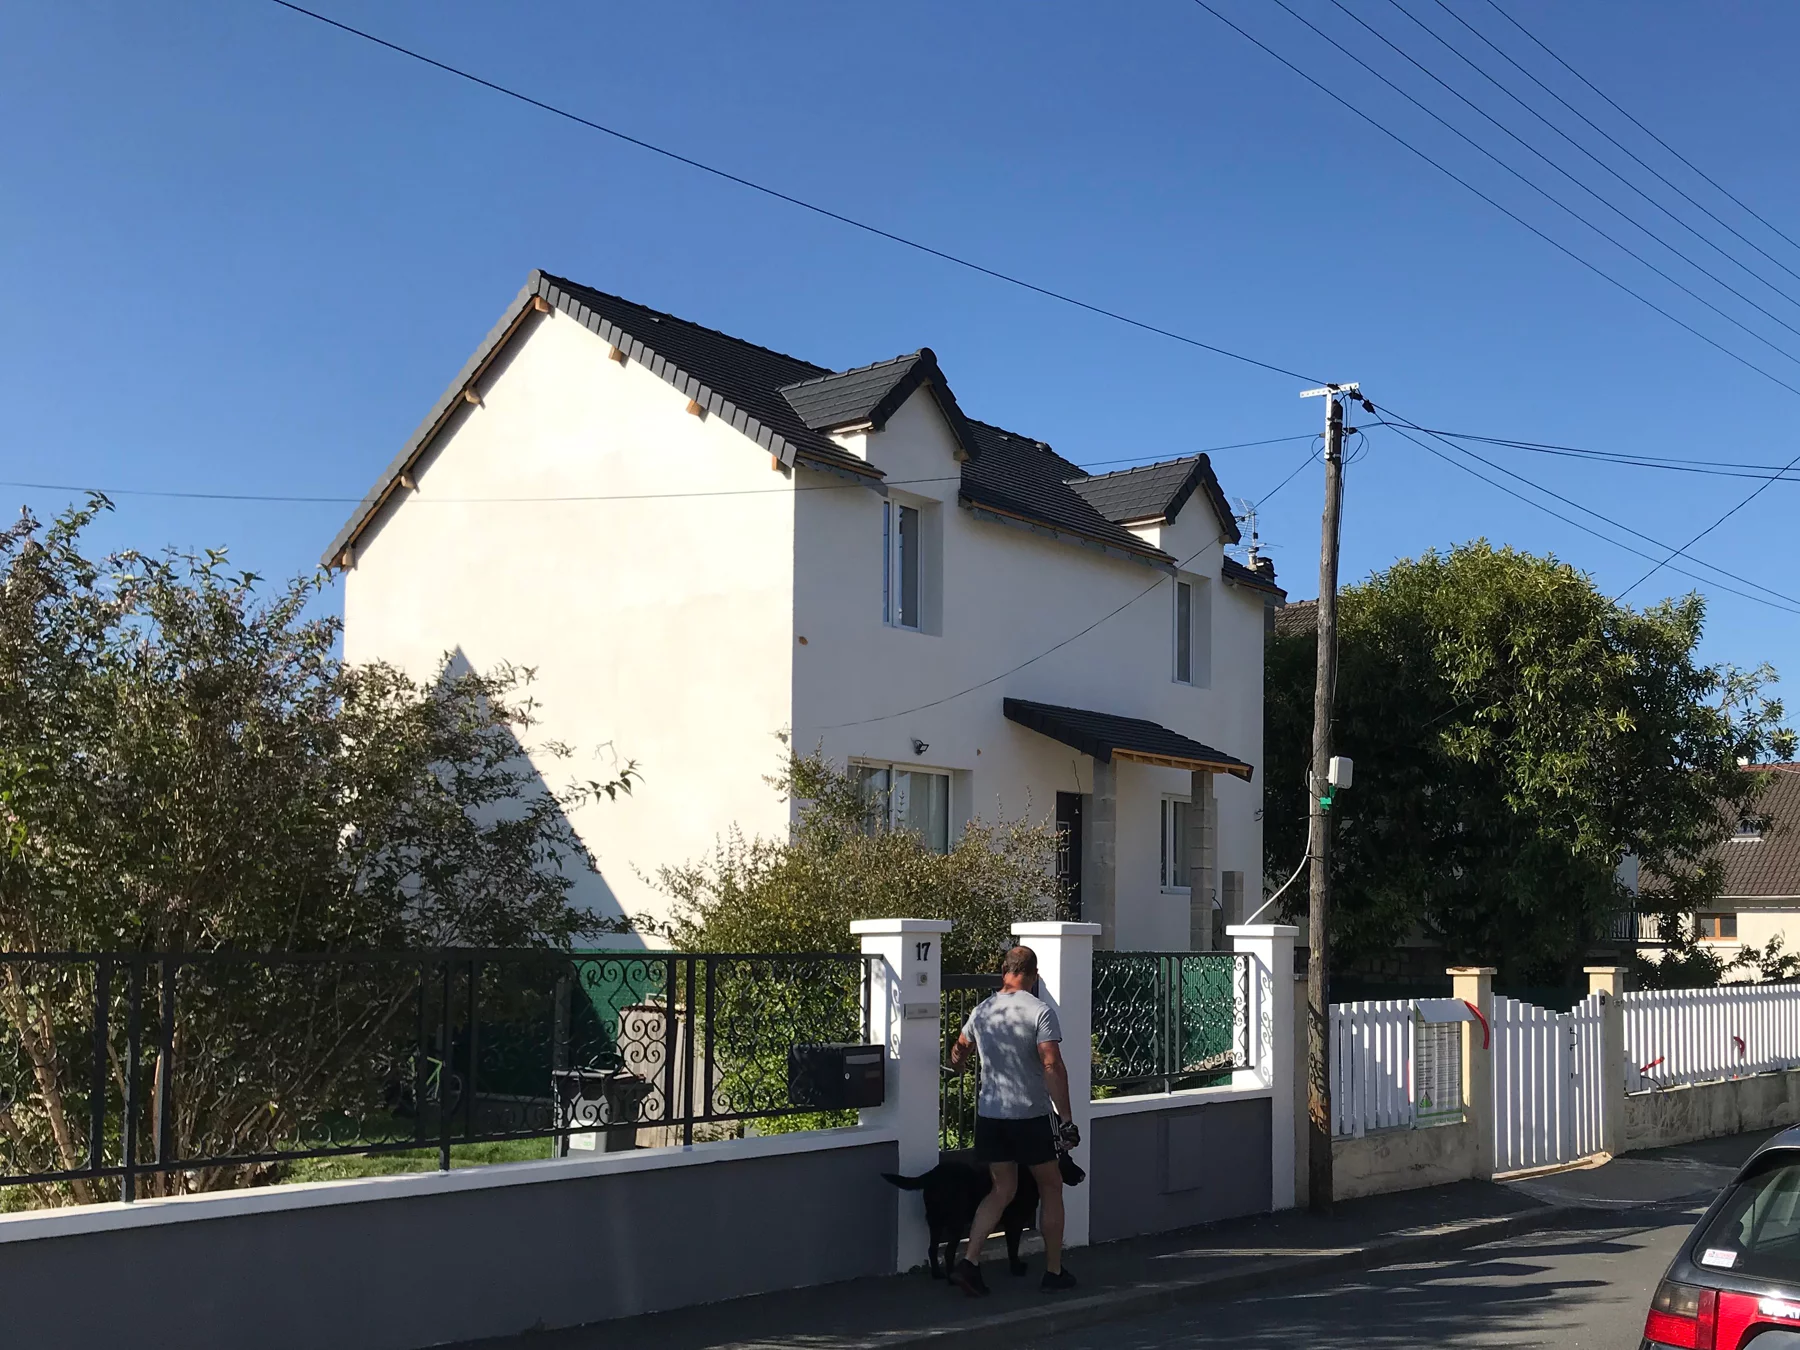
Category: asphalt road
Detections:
[{"x1": 1034, "y1": 1205, "x2": 1705, "y2": 1350}]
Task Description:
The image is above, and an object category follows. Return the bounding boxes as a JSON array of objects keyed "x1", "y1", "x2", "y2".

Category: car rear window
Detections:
[{"x1": 1697, "y1": 1153, "x2": 1800, "y2": 1280}]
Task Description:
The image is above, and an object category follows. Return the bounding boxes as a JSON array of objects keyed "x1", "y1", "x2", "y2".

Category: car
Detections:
[{"x1": 1641, "y1": 1124, "x2": 1800, "y2": 1349}]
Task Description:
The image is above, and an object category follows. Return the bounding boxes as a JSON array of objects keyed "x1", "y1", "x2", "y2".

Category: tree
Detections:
[
  {"x1": 1265, "y1": 542, "x2": 1792, "y2": 985},
  {"x1": 0, "y1": 500, "x2": 635, "y2": 1201},
  {"x1": 652, "y1": 748, "x2": 1062, "y2": 974}
]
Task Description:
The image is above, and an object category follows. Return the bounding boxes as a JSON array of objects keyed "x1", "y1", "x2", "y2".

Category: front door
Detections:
[{"x1": 1055, "y1": 791, "x2": 1084, "y2": 919}]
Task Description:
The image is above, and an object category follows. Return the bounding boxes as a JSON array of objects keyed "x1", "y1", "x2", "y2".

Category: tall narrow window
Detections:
[
  {"x1": 1160, "y1": 797, "x2": 1190, "y2": 889},
  {"x1": 1174, "y1": 581, "x2": 1192, "y2": 683},
  {"x1": 883, "y1": 503, "x2": 921, "y2": 630}
]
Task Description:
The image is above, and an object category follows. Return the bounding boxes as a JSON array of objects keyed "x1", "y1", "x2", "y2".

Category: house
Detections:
[
  {"x1": 1634, "y1": 763, "x2": 1800, "y2": 960},
  {"x1": 327, "y1": 270, "x2": 1280, "y2": 952}
]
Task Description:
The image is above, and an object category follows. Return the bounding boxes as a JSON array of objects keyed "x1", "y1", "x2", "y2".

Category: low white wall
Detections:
[{"x1": 0, "y1": 1127, "x2": 899, "y2": 1350}]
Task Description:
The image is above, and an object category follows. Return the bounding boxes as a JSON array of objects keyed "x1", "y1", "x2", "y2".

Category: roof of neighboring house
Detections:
[
  {"x1": 326, "y1": 270, "x2": 1238, "y2": 573},
  {"x1": 1002, "y1": 697, "x2": 1254, "y2": 781},
  {"x1": 1222, "y1": 556, "x2": 1286, "y2": 598},
  {"x1": 1271, "y1": 598, "x2": 1318, "y2": 636},
  {"x1": 1708, "y1": 765, "x2": 1800, "y2": 900},
  {"x1": 1065, "y1": 455, "x2": 1240, "y2": 544}
]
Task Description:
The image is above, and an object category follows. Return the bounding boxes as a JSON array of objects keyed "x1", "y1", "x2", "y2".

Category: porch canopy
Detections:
[{"x1": 1001, "y1": 697, "x2": 1254, "y2": 781}]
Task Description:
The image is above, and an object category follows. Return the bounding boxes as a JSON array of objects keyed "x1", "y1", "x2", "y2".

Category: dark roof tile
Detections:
[{"x1": 1003, "y1": 697, "x2": 1253, "y2": 780}]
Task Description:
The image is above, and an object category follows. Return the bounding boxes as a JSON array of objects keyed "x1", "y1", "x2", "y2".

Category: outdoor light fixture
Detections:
[{"x1": 912, "y1": 738, "x2": 929, "y2": 756}]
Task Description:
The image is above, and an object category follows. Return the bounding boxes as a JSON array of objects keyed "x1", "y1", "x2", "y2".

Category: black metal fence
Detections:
[
  {"x1": 1092, "y1": 951, "x2": 1250, "y2": 1096},
  {"x1": 0, "y1": 949, "x2": 872, "y2": 1204},
  {"x1": 939, "y1": 972, "x2": 1002, "y2": 1151}
]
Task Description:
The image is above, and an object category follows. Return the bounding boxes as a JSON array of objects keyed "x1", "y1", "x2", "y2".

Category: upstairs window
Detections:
[
  {"x1": 883, "y1": 502, "x2": 920, "y2": 630},
  {"x1": 1734, "y1": 815, "x2": 1768, "y2": 841},
  {"x1": 855, "y1": 763, "x2": 950, "y2": 853},
  {"x1": 1697, "y1": 913, "x2": 1738, "y2": 941},
  {"x1": 1172, "y1": 576, "x2": 1209, "y2": 685}
]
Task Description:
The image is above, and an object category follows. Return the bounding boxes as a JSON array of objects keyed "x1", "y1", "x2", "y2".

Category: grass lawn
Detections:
[{"x1": 280, "y1": 1137, "x2": 556, "y2": 1184}]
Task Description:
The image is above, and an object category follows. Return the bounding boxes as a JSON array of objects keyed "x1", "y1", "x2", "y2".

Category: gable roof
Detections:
[
  {"x1": 779, "y1": 349, "x2": 978, "y2": 458},
  {"x1": 1066, "y1": 455, "x2": 1240, "y2": 544},
  {"x1": 1271, "y1": 597, "x2": 1317, "y2": 635},
  {"x1": 325, "y1": 270, "x2": 1196, "y2": 572}
]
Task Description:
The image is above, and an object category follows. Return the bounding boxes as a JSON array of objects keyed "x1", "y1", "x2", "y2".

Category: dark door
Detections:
[{"x1": 1055, "y1": 791, "x2": 1084, "y2": 919}]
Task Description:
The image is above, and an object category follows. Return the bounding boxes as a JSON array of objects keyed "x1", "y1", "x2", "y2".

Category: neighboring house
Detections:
[
  {"x1": 328, "y1": 270, "x2": 1280, "y2": 952},
  {"x1": 1634, "y1": 763, "x2": 1800, "y2": 959}
]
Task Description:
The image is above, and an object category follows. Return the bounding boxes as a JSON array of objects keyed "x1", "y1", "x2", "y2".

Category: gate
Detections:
[
  {"x1": 1491, "y1": 993, "x2": 1606, "y2": 1172},
  {"x1": 939, "y1": 973, "x2": 1000, "y2": 1151}
]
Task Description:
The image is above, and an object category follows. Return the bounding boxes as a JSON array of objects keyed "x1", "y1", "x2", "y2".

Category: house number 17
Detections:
[{"x1": 914, "y1": 941, "x2": 931, "y2": 962}]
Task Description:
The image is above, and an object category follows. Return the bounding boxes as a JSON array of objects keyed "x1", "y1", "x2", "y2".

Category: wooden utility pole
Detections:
[{"x1": 1299, "y1": 382, "x2": 1352, "y2": 1214}]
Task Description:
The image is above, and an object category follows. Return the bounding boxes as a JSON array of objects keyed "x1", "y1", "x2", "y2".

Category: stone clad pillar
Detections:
[
  {"x1": 1450, "y1": 966, "x2": 1497, "y2": 1180},
  {"x1": 1228, "y1": 923, "x2": 1300, "y2": 1210},
  {"x1": 851, "y1": 918, "x2": 953, "y2": 1273},
  {"x1": 1087, "y1": 759, "x2": 1118, "y2": 949},
  {"x1": 1586, "y1": 966, "x2": 1628, "y2": 1158},
  {"x1": 1012, "y1": 920, "x2": 1102, "y2": 1248},
  {"x1": 1187, "y1": 770, "x2": 1217, "y2": 951}
]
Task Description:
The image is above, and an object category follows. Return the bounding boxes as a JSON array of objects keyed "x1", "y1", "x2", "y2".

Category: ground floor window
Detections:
[
  {"x1": 1160, "y1": 796, "x2": 1190, "y2": 890},
  {"x1": 1697, "y1": 912, "x2": 1738, "y2": 940},
  {"x1": 855, "y1": 763, "x2": 951, "y2": 853}
]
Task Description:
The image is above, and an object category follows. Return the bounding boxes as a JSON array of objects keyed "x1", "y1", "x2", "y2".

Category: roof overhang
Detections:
[{"x1": 1002, "y1": 697, "x2": 1254, "y2": 781}]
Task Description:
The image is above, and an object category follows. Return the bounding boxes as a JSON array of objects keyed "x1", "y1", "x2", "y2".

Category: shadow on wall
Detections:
[{"x1": 439, "y1": 647, "x2": 643, "y2": 946}]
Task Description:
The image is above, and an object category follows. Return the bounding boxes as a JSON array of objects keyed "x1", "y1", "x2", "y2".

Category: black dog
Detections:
[{"x1": 883, "y1": 1152, "x2": 1085, "y2": 1279}]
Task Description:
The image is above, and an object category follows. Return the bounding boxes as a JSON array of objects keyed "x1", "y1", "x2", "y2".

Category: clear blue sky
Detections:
[{"x1": 4, "y1": 1, "x2": 1799, "y2": 694}]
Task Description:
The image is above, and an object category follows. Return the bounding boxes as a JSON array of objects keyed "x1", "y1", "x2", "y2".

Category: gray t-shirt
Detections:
[{"x1": 962, "y1": 989, "x2": 1062, "y2": 1120}]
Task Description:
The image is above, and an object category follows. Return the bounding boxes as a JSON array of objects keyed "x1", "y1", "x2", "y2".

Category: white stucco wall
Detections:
[
  {"x1": 790, "y1": 389, "x2": 1267, "y2": 954},
  {"x1": 342, "y1": 308, "x2": 796, "y2": 937}
]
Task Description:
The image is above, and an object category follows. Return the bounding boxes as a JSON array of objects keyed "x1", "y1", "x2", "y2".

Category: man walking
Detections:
[{"x1": 945, "y1": 944, "x2": 1079, "y2": 1295}]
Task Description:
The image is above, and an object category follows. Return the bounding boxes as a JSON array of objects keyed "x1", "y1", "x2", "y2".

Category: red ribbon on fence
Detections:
[
  {"x1": 1463, "y1": 999, "x2": 1490, "y2": 1049},
  {"x1": 1641, "y1": 1056, "x2": 1665, "y2": 1074},
  {"x1": 1733, "y1": 1034, "x2": 1746, "y2": 1059}
]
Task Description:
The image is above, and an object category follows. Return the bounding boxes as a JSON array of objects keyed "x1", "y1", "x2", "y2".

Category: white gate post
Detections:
[
  {"x1": 1229, "y1": 923, "x2": 1299, "y2": 1211},
  {"x1": 1012, "y1": 920, "x2": 1101, "y2": 1249},
  {"x1": 1449, "y1": 967, "x2": 1496, "y2": 1180},
  {"x1": 852, "y1": 918, "x2": 953, "y2": 1273},
  {"x1": 1586, "y1": 966, "x2": 1628, "y2": 1158}
]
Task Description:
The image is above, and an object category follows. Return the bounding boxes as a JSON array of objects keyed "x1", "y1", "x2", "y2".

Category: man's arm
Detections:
[
  {"x1": 1038, "y1": 1040, "x2": 1073, "y2": 1121},
  {"x1": 948, "y1": 1032, "x2": 975, "y2": 1074}
]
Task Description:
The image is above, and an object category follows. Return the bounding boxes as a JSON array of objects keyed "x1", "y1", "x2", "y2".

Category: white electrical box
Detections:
[{"x1": 1328, "y1": 756, "x2": 1354, "y2": 789}]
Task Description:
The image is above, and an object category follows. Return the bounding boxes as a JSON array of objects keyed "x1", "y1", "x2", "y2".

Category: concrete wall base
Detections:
[
  {"x1": 1331, "y1": 1121, "x2": 1481, "y2": 1202},
  {"x1": 1624, "y1": 1068, "x2": 1800, "y2": 1153}
]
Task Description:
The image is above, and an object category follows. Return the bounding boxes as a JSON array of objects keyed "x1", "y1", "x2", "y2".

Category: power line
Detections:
[
  {"x1": 1379, "y1": 425, "x2": 1800, "y2": 482},
  {"x1": 1373, "y1": 414, "x2": 1800, "y2": 613},
  {"x1": 0, "y1": 434, "x2": 1318, "y2": 507},
  {"x1": 1387, "y1": 0, "x2": 1800, "y2": 314},
  {"x1": 819, "y1": 442, "x2": 1322, "y2": 729},
  {"x1": 1471, "y1": 0, "x2": 1800, "y2": 284},
  {"x1": 1337, "y1": 0, "x2": 1800, "y2": 343},
  {"x1": 1184, "y1": 0, "x2": 1800, "y2": 403},
  {"x1": 263, "y1": 0, "x2": 1322, "y2": 388},
  {"x1": 1266, "y1": 0, "x2": 1800, "y2": 371}
]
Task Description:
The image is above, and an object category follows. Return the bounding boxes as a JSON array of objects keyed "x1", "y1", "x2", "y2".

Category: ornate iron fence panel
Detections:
[
  {"x1": 939, "y1": 973, "x2": 1002, "y2": 1151},
  {"x1": 0, "y1": 948, "x2": 873, "y2": 1206},
  {"x1": 1092, "y1": 952, "x2": 1250, "y2": 1097}
]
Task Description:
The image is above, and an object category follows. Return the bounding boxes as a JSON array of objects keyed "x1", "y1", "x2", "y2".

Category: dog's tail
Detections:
[{"x1": 881, "y1": 1171, "x2": 929, "y2": 1191}]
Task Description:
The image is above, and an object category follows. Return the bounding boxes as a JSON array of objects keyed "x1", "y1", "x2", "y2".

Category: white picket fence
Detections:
[
  {"x1": 1329, "y1": 1000, "x2": 1415, "y2": 1137},
  {"x1": 1490, "y1": 993, "x2": 1606, "y2": 1173},
  {"x1": 1622, "y1": 983, "x2": 1800, "y2": 1091}
]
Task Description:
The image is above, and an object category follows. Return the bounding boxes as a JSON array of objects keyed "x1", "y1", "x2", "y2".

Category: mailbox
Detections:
[{"x1": 787, "y1": 1042, "x2": 886, "y2": 1110}]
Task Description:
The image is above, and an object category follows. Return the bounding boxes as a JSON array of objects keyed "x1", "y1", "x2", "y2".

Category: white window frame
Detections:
[
  {"x1": 854, "y1": 760, "x2": 952, "y2": 853},
  {"x1": 1159, "y1": 795, "x2": 1191, "y2": 892},
  {"x1": 883, "y1": 501, "x2": 921, "y2": 631}
]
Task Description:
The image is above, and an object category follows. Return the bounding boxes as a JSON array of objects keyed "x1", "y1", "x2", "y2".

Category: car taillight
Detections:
[{"x1": 1644, "y1": 1281, "x2": 1719, "y2": 1349}]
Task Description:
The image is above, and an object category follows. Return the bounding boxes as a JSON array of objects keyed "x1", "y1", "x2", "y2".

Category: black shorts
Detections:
[{"x1": 973, "y1": 1114, "x2": 1056, "y2": 1167}]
